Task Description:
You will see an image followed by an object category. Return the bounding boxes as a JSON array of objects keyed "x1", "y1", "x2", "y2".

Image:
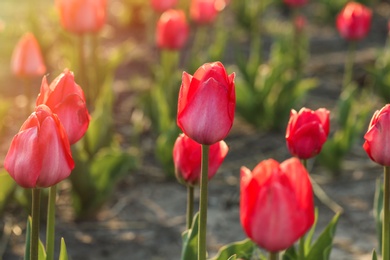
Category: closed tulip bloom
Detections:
[
  {"x1": 336, "y1": 2, "x2": 372, "y2": 41},
  {"x1": 283, "y1": 0, "x2": 308, "y2": 7},
  {"x1": 56, "y1": 0, "x2": 106, "y2": 34},
  {"x1": 4, "y1": 105, "x2": 74, "y2": 188},
  {"x1": 190, "y1": 0, "x2": 219, "y2": 24},
  {"x1": 240, "y1": 158, "x2": 314, "y2": 252},
  {"x1": 286, "y1": 107, "x2": 330, "y2": 159},
  {"x1": 173, "y1": 133, "x2": 228, "y2": 186},
  {"x1": 177, "y1": 62, "x2": 235, "y2": 145},
  {"x1": 363, "y1": 105, "x2": 390, "y2": 166},
  {"x1": 36, "y1": 69, "x2": 90, "y2": 144},
  {"x1": 150, "y1": 0, "x2": 178, "y2": 13},
  {"x1": 156, "y1": 9, "x2": 189, "y2": 50},
  {"x1": 11, "y1": 33, "x2": 46, "y2": 78}
]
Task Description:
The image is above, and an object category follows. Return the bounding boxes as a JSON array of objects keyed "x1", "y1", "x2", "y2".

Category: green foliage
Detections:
[
  {"x1": 59, "y1": 238, "x2": 69, "y2": 260},
  {"x1": 210, "y1": 239, "x2": 255, "y2": 260},
  {"x1": 181, "y1": 212, "x2": 199, "y2": 260},
  {"x1": 372, "y1": 249, "x2": 378, "y2": 260},
  {"x1": 0, "y1": 169, "x2": 16, "y2": 214},
  {"x1": 374, "y1": 178, "x2": 383, "y2": 253},
  {"x1": 369, "y1": 39, "x2": 390, "y2": 104}
]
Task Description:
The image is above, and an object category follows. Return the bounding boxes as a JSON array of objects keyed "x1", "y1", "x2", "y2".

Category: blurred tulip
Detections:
[
  {"x1": 294, "y1": 15, "x2": 306, "y2": 33},
  {"x1": 177, "y1": 62, "x2": 235, "y2": 145},
  {"x1": 4, "y1": 105, "x2": 74, "y2": 188},
  {"x1": 156, "y1": 9, "x2": 189, "y2": 50},
  {"x1": 240, "y1": 158, "x2": 314, "y2": 252},
  {"x1": 336, "y1": 2, "x2": 372, "y2": 41},
  {"x1": 283, "y1": 0, "x2": 308, "y2": 7},
  {"x1": 286, "y1": 107, "x2": 330, "y2": 159},
  {"x1": 36, "y1": 69, "x2": 90, "y2": 144},
  {"x1": 150, "y1": 0, "x2": 177, "y2": 13},
  {"x1": 363, "y1": 104, "x2": 390, "y2": 166},
  {"x1": 173, "y1": 133, "x2": 228, "y2": 186},
  {"x1": 56, "y1": 0, "x2": 106, "y2": 34},
  {"x1": 190, "y1": 0, "x2": 220, "y2": 24},
  {"x1": 11, "y1": 33, "x2": 46, "y2": 78}
]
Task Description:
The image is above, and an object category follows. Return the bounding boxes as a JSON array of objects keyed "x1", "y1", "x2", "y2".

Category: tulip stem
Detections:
[
  {"x1": 46, "y1": 185, "x2": 57, "y2": 260},
  {"x1": 269, "y1": 251, "x2": 279, "y2": 260},
  {"x1": 187, "y1": 186, "x2": 194, "y2": 230},
  {"x1": 343, "y1": 41, "x2": 356, "y2": 89},
  {"x1": 78, "y1": 34, "x2": 90, "y2": 107},
  {"x1": 198, "y1": 144, "x2": 209, "y2": 260},
  {"x1": 383, "y1": 166, "x2": 390, "y2": 260},
  {"x1": 298, "y1": 159, "x2": 308, "y2": 260},
  {"x1": 31, "y1": 188, "x2": 41, "y2": 260}
]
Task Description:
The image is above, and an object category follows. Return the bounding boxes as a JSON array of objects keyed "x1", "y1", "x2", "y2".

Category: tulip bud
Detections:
[
  {"x1": 177, "y1": 62, "x2": 235, "y2": 145},
  {"x1": 36, "y1": 69, "x2": 90, "y2": 144},
  {"x1": 56, "y1": 0, "x2": 106, "y2": 34},
  {"x1": 11, "y1": 33, "x2": 46, "y2": 78},
  {"x1": 173, "y1": 133, "x2": 228, "y2": 186},
  {"x1": 286, "y1": 107, "x2": 330, "y2": 159},
  {"x1": 336, "y1": 2, "x2": 372, "y2": 41},
  {"x1": 4, "y1": 105, "x2": 74, "y2": 188},
  {"x1": 363, "y1": 104, "x2": 390, "y2": 166},
  {"x1": 156, "y1": 9, "x2": 189, "y2": 50},
  {"x1": 240, "y1": 158, "x2": 314, "y2": 252},
  {"x1": 150, "y1": 0, "x2": 178, "y2": 13},
  {"x1": 190, "y1": 0, "x2": 219, "y2": 24}
]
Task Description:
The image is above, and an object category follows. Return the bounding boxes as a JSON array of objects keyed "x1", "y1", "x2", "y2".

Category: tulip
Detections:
[
  {"x1": 240, "y1": 158, "x2": 314, "y2": 252},
  {"x1": 177, "y1": 62, "x2": 235, "y2": 145},
  {"x1": 156, "y1": 9, "x2": 189, "y2": 50},
  {"x1": 150, "y1": 0, "x2": 178, "y2": 13},
  {"x1": 56, "y1": 0, "x2": 106, "y2": 34},
  {"x1": 363, "y1": 104, "x2": 390, "y2": 166},
  {"x1": 336, "y1": 2, "x2": 372, "y2": 41},
  {"x1": 11, "y1": 32, "x2": 46, "y2": 78},
  {"x1": 286, "y1": 107, "x2": 330, "y2": 159},
  {"x1": 190, "y1": 0, "x2": 219, "y2": 24},
  {"x1": 283, "y1": 0, "x2": 308, "y2": 7},
  {"x1": 36, "y1": 69, "x2": 90, "y2": 144},
  {"x1": 173, "y1": 133, "x2": 228, "y2": 186},
  {"x1": 4, "y1": 105, "x2": 74, "y2": 188}
]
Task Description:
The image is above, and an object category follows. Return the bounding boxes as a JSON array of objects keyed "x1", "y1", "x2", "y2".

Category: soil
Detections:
[{"x1": 2, "y1": 1, "x2": 390, "y2": 260}]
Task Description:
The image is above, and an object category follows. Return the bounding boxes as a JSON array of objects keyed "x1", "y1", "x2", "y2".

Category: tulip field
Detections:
[{"x1": 2, "y1": 0, "x2": 390, "y2": 259}]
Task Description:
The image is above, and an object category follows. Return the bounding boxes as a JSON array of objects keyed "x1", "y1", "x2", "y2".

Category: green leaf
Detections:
[
  {"x1": 210, "y1": 239, "x2": 255, "y2": 260},
  {"x1": 59, "y1": 238, "x2": 69, "y2": 260},
  {"x1": 282, "y1": 245, "x2": 297, "y2": 260},
  {"x1": 24, "y1": 217, "x2": 32, "y2": 260},
  {"x1": 306, "y1": 213, "x2": 340, "y2": 260},
  {"x1": 374, "y1": 178, "x2": 383, "y2": 253},
  {"x1": 181, "y1": 212, "x2": 199, "y2": 260},
  {"x1": 38, "y1": 239, "x2": 46, "y2": 260},
  {"x1": 305, "y1": 208, "x2": 319, "y2": 252},
  {"x1": 227, "y1": 255, "x2": 237, "y2": 260},
  {"x1": 372, "y1": 249, "x2": 378, "y2": 260},
  {"x1": 0, "y1": 169, "x2": 16, "y2": 214}
]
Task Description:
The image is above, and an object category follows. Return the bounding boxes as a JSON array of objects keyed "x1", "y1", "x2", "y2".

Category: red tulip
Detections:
[
  {"x1": 36, "y1": 69, "x2": 90, "y2": 145},
  {"x1": 56, "y1": 0, "x2": 106, "y2": 34},
  {"x1": 363, "y1": 105, "x2": 390, "y2": 166},
  {"x1": 150, "y1": 0, "x2": 178, "y2": 13},
  {"x1": 156, "y1": 9, "x2": 189, "y2": 50},
  {"x1": 336, "y1": 2, "x2": 372, "y2": 41},
  {"x1": 240, "y1": 158, "x2": 314, "y2": 252},
  {"x1": 190, "y1": 0, "x2": 219, "y2": 24},
  {"x1": 177, "y1": 62, "x2": 235, "y2": 145},
  {"x1": 286, "y1": 107, "x2": 330, "y2": 159},
  {"x1": 11, "y1": 33, "x2": 46, "y2": 78},
  {"x1": 4, "y1": 105, "x2": 74, "y2": 188},
  {"x1": 283, "y1": 0, "x2": 308, "y2": 7},
  {"x1": 173, "y1": 133, "x2": 228, "y2": 186}
]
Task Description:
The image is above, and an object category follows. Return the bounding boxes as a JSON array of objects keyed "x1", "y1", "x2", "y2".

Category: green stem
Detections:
[
  {"x1": 298, "y1": 159, "x2": 308, "y2": 260},
  {"x1": 46, "y1": 185, "x2": 57, "y2": 260},
  {"x1": 269, "y1": 251, "x2": 279, "y2": 260},
  {"x1": 343, "y1": 41, "x2": 356, "y2": 89},
  {"x1": 91, "y1": 33, "x2": 101, "y2": 103},
  {"x1": 78, "y1": 34, "x2": 90, "y2": 106},
  {"x1": 198, "y1": 144, "x2": 209, "y2": 260},
  {"x1": 383, "y1": 166, "x2": 390, "y2": 260},
  {"x1": 186, "y1": 186, "x2": 194, "y2": 230},
  {"x1": 31, "y1": 188, "x2": 41, "y2": 260}
]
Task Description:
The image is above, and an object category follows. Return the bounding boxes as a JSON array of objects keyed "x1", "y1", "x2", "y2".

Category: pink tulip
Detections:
[
  {"x1": 240, "y1": 158, "x2": 314, "y2": 252},
  {"x1": 150, "y1": 0, "x2": 178, "y2": 13},
  {"x1": 190, "y1": 0, "x2": 219, "y2": 24},
  {"x1": 177, "y1": 62, "x2": 235, "y2": 145},
  {"x1": 36, "y1": 69, "x2": 90, "y2": 144},
  {"x1": 156, "y1": 9, "x2": 189, "y2": 50},
  {"x1": 4, "y1": 105, "x2": 74, "y2": 188}
]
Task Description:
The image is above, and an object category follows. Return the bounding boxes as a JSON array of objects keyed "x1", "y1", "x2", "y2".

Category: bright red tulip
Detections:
[
  {"x1": 363, "y1": 105, "x2": 390, "y2": 166},
  {"x1": 283, "y1": 0, "x2": 308, "y2": 7},
  {"x1": 286, "y1": 107, "x2": 330, "y2": 159},
  {"x1": 150, "y1": 0, "x2": 178, "y2": 13},
  {"x1": 240, "y1": 158, "x2": 314, "y2": 252},
  {"x1": 177, "y1": 62, "x2": 235, "y2": 145},
  {"x1": 56, "y1": 0, "x2": 106, "y2": 34},
  {"x1": 190, "y1": 0, "x2": 219, "y2": 24},
  {"x1": 156, "y1": 9, "x2": 189, "y2": 50},
  {"x1": 11, "y1": 33, "x2": 46, "y2": 78},
  {"x1": 336, "y1": 2, "x2": 372, "y2": 41},
  {"x1": 173, "y1": 133, "x2": 228, "y2": 186},
  {"x1": 4, "y1": 105, "x2": 74, "y2": 188},
  {"x1": 36, "y1": 69, "x2": 90, "y2": 144}
]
